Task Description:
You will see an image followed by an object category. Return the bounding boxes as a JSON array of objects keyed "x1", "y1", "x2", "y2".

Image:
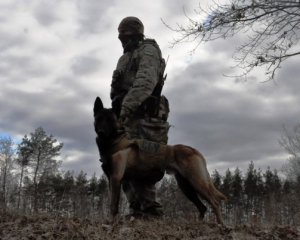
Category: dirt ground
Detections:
[{"x1": 0, "y1": 212, "x2": 299, "y2": 240}]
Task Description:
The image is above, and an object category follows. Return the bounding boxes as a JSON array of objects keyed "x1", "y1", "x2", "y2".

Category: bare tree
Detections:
[
  {"x1": 0, "y1": 137, "x2": 15, "y2": 210},
  {"x1": 280, "y1": 124, "x2": 300, "y2": 181},
  {"x1": 166, "y1": 0, "x2": 300, "y2": 80}
]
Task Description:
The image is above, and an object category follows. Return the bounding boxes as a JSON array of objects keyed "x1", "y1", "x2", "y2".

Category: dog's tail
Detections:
[{"x1": 211, "y1": 182, "x2": 228, "y2": 202}]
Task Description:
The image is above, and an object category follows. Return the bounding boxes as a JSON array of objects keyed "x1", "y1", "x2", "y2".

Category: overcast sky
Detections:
[{"x1": 1, "y1": 0, "x2": 299, "y2": 177}]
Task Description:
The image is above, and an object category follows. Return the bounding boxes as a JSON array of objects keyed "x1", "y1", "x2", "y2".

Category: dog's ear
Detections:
[{"x1": 94, "y1": 97, "x2": 104, "y2": 115}]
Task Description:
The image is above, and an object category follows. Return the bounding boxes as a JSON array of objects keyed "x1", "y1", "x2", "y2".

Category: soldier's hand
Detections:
[{"x1": 120, "y1": 116, "x2": 130, "y2": 126}]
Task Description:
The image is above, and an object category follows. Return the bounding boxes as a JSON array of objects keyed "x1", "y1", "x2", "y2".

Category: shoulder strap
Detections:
[
  {"x1": 142, "y1": 39, "x2": 166, "y2": 94},
  {"x1": 142, "y1": 38, "x2": 162, "y2": 58}
]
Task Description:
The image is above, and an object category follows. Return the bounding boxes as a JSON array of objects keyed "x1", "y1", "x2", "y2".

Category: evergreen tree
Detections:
[
  {"x1": 74, "y1": 171, "x2": 88, "y2": 216},
  {"x1": 97, "y1": 175, "x2": 108, "y2": 196},
  {"x1": 242, "y1": 163, "x2": 266, "y2": 222},
  {"x1": 40, "y1": 173, "x2": 65, "y2": 212},
  {"x1": 61, "y1": 171, "x2": 75, "y2": 213},
  {"x1": 264, "y1": 168, "x2": 281, "y2": 196},
  {"x1": 19, "y1": 127, "x2": 63, "y2": 212},
  {"x1": 264, "y1": 167, "x2": 275, "y2": 195},
  {"x1": 231, "y1": 168, "x2": 243, "y2": 204},
  {"x1": 222, "y1": 169, "x2": 233, "y2": 199},
  {"x1": 97, "y1": 175, "x2": 109, "y2": 217},
  {"x1": 231, "y1": 167, "x2": 243, "y2": 224},
  {"x1": 211, "y1": 170, "x2": 222, "y2": 190},
  {"x1": 16, "y1": 142, "x2": 32, "y2": 210},
  {"x1": 255, "y1": 169, "x2": 264, "y2": 197},
  {"x1": 88, "y1": 173, "x2": 98, "y2": 213},
  {"x1": 244, "y1": 161, "x2": 256, "y2": 199},
  {"x1": 282, "y1": 179, "x2": 291, "y2": 195},
  {"x1": 221, "y1": 169, "x2": 233, "y2": 222}
]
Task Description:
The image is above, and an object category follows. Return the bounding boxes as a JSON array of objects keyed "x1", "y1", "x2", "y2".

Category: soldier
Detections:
[{"x1": 110, "y1": 16, "x2": 170, "y2": 217}]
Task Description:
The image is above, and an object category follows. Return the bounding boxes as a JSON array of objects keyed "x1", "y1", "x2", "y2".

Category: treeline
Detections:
[
  {"x1": 159, "y1": 163, "x2": 300, "y2": 226},
  {"x1": 1, "y1": 127, "x2": 300, "y2": 226},
  {"x1": 0, "y1": 127, "x2": 110, "y2": 217}
]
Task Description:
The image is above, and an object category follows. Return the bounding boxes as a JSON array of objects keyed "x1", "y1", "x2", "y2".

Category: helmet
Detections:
[{"x1": 118, "y1": 16, "x2": 144, "y2": 35}]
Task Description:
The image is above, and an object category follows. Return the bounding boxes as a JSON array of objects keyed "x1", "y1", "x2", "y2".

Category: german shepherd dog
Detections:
[{"x1": 93, "y1": 97, "x2": 227, "y2": 224}]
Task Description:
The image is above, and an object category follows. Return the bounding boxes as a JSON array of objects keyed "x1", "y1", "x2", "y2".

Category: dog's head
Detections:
[{"x1": 93, "y1": 97, "x2": 119, "y2": 141}]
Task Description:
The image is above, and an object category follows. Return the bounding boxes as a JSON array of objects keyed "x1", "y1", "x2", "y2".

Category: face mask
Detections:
[{"x1": 118, "y1": 34, "x2": 132, "y2": 49}]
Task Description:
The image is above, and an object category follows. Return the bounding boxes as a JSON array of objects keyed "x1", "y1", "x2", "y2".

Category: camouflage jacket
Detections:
[{"x1": 110, "y1": 39, "x2": 165, "y2": 119}]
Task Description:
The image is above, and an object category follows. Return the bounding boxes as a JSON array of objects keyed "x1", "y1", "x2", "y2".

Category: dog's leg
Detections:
[
  {"x1": 110, "y1": 149, "x2": 130, "y2": 220},
  {"x1": 110, "y1": 175, "x2": 121, "y2": 217},
  {"x1": 187, "y1": 176, "x2": 224, "y2": 224},
  {"x1": 174, "y1": 173, "x2": 207, "y2": 220},
  {"x1": 208, "y1": 182, "x2": 224, "y2": 224},
  {"x1": 187, "y1": 178, "x2": 223, "y2": 224},
  {"x1": 173, "y1": 146, "x2": 224, "y2": 224}
]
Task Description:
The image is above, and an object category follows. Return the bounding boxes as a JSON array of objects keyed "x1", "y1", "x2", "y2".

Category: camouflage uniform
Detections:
[
  {"x1": 111, "y1": 39, "x2": 169, "y2": 141},
  {"x1": 111, "y1": 17, "x2": 169, "y2": 216}
]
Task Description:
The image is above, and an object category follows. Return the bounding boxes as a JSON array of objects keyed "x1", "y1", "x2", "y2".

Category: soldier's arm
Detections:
[
  {"x1": 110, "y1": 56, "x2": 125, "y2": 101},
  {"x1": 120, "y1": 44, "x2": 160, "y2": 118},
  {"x1": 110, "y1": 56, "x2": 126, "y2": 116}
]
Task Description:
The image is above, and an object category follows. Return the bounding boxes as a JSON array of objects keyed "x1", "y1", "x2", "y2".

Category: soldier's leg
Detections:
[
  {"x1": 132, "y1": 181, "x2": 163, "y2": 217},
  {"x1": 122, "y1": 180, "x2": 142, "y2": 215},
  {"x1": 124, "y1": 120, "x2": 164, "y2": 216}
]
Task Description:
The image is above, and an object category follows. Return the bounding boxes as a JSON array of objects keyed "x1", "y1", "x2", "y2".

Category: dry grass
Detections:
[{"x1": 0, "y1": 212, "x2": 299, "y2": 240}]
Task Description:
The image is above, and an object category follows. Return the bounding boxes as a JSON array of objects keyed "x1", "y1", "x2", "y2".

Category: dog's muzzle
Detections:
[{"x1": 97, "y1": 129, "x2": 107, "y2": 138}]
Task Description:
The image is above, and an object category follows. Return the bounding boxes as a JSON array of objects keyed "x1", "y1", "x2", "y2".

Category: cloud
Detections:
[
  {"x1": 1, "y1": 0, "x2": 300, "y2": 178},
  {"x1": 34, "y1": 2, "x2": 61, "y2": 27},
  {"x1": 71, "y1": 55, "x2": 102, "y2": 76},
  {"x1": 166, "y1": 50, "x2": 300, "y2": 173},
  {"x1": 76, "y1": 0, "x2": 115, "y2": 34}
]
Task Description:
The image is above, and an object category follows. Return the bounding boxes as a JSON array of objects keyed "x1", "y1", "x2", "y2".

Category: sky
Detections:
[{"x1": 1, "y1": 0, "x2": 299, "y2": 177}]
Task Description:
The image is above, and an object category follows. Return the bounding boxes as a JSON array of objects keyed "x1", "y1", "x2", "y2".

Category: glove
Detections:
[{"x1": 120, "y1": 115, "x2": 130, "y2": 127}]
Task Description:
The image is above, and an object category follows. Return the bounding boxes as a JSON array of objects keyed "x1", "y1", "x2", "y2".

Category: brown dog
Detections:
[{"x1": 93, "y1": 97, "x2": 227, "y2": 224}]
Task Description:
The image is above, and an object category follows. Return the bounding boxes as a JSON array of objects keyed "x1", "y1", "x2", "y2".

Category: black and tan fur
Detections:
[{"x1": 93, "y1": 97, "x2": 227, "y2": 224}]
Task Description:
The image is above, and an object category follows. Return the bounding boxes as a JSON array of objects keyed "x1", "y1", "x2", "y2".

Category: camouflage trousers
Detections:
[
  {"x1": 125, "y1": 117, "x2": 169, "y2": 144},
  {"x1": 122, "y1": 174, "x2": 164, "y2": 216},
  {"x1": 123, "y1": 117, "x2": 169, "y2": 216}
]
